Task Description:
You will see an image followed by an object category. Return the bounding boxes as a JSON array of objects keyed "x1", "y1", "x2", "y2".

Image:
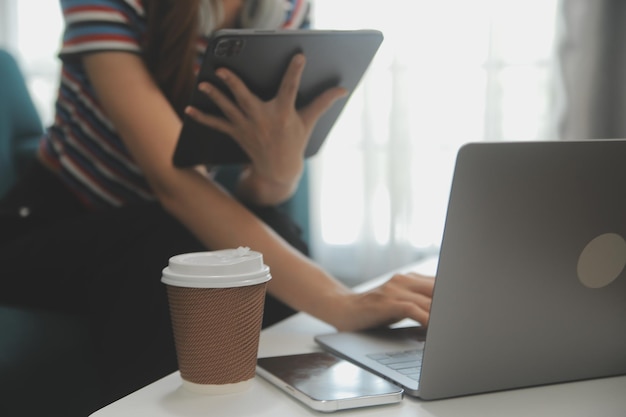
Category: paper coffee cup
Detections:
[{"x1": 162, "y1": 247, "x2": 271, "y2": 394}]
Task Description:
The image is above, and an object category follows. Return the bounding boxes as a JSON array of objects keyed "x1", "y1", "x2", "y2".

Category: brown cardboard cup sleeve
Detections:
[{"x1": 162, "y1": 247, "x2": 271, "y2": 394}]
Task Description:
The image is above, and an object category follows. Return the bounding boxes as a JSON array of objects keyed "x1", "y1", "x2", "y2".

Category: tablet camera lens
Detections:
[{"x1": 214, "y1": 39, "x2": 245, "y2": 58}]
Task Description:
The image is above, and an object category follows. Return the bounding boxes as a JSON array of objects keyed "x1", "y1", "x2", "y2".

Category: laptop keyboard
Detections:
[{"x1": 367, "y1": 349, "x2": 424, "y2": 381}]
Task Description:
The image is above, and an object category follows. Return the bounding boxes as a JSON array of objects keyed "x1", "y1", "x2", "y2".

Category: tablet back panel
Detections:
[{"x1": 174, "y1": 29, "x2": 383, "y2": 166}]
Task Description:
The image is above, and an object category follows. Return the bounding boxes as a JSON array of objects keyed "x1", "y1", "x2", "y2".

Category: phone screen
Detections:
[{"x1": 256, "y1": 351, "x2": 403, "y2": 412}]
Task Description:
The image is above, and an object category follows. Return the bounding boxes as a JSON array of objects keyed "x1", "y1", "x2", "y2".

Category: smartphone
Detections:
[
  {"x1": 256, "y1": 351, "x2": 403, "y2": 412},
  {"x1": 174, "y1": 29, "x2": 383, "y2": 166}
]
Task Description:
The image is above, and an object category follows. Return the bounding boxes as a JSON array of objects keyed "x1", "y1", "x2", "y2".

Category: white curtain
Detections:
[
  {"x1": 310, "y1": 0, "x2": 563, "y2": 285},
  {"x1": 559, "y1": 0, "x2": 626, "y2": 140},
  {"x1": 0, "y1": 0, "x2": 17, "y2": 46},
  {"x1": 0, "y1": 0, "x2": 63, "y2": 126}
]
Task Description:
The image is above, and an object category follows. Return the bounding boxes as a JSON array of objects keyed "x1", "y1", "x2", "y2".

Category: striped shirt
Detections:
[{"x1": 40, "y1": 0, "x2": 309, "y2": 210}]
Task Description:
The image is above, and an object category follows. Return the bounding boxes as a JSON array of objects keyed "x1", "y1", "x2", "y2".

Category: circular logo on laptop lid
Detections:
[{"x1": 577, "y1": 233, "x2": 626, "y2": 289}]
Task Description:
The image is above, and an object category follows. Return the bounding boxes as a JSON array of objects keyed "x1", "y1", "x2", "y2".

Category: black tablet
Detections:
[{"x1": 173, "y1": 29, "x2": 383, "y2": 166}]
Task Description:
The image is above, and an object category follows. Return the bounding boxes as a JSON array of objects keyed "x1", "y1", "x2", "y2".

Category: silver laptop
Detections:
[{"x1": 316, "y1": 140, "x2": 626, "y2": 400}]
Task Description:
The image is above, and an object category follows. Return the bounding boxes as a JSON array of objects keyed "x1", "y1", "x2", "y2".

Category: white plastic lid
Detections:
[{"x1": 161, "y1": 247, "x2": 271, "y2": 288}]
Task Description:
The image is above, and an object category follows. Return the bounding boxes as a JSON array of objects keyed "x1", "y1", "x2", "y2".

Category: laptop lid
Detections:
[{"x1": 317, "y1": 140, "x2": 626, "y2": 400}]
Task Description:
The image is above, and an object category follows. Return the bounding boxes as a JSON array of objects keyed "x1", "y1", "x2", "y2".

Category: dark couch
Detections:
[{"x1": 0, "y1": 48, "x2": 100, "y2": 417}]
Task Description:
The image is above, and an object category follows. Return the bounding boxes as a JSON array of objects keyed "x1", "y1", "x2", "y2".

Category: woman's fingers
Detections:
[
  {"x1": 188, "y1": 53, "x2": 347, "y2": 134},
  {"x1": 184, "y1": 103, "x2": 234, "y2": 137},
  {"x1": 276, "y1": 54, "x2": 306, "y2": 108},
  {"x1": 338, "y1": 273, "x2": 435, "y2": 331},
  {"x1": 299, "y1": 86, "x2": 348, "y2": 127},
  {"x1": 213, "y1": 68, "x2": 260, "y2": 117},
  {"x1": 393, "y1": 272, "x2": 436, "y2": 298},
  {"x1": 380, "y1": 275, "x2": 434, "y2": 321}
]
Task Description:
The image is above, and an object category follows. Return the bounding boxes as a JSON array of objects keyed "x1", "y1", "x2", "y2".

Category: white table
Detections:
[{"x1": 91, "y1": 260, "x2": 626, "y2": 417}]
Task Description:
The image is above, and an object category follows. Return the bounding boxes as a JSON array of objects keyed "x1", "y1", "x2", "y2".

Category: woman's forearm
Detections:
[{"x1": 158, "y1": 168, "x2": 353, "y2": 327}]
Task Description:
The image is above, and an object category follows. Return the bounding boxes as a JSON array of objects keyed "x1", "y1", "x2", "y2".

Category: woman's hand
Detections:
[
  {"x1": 185, "y1": 53, "x2": 347, "y2": 204},
  {"x1": 330, "y1": 272, "x2": 435, "y2": 332}
]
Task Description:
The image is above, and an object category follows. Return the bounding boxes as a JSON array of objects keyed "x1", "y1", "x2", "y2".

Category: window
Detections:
[
  {"x1": 0, "y1": 0, "x2": 63, "y2": 126},
  {"x1": 310, "y1": 0, "x2": 562, "y2": 284}
]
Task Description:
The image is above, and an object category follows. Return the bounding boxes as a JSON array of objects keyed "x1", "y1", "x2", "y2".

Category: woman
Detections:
[{"x1": 0, "y1": 0, "x2": 434, "y2": 408}]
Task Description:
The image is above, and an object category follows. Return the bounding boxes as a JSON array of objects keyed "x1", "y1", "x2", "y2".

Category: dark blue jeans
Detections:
[{"x1": 0, "y1": 161, "x2": 306, "y2": 407}]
